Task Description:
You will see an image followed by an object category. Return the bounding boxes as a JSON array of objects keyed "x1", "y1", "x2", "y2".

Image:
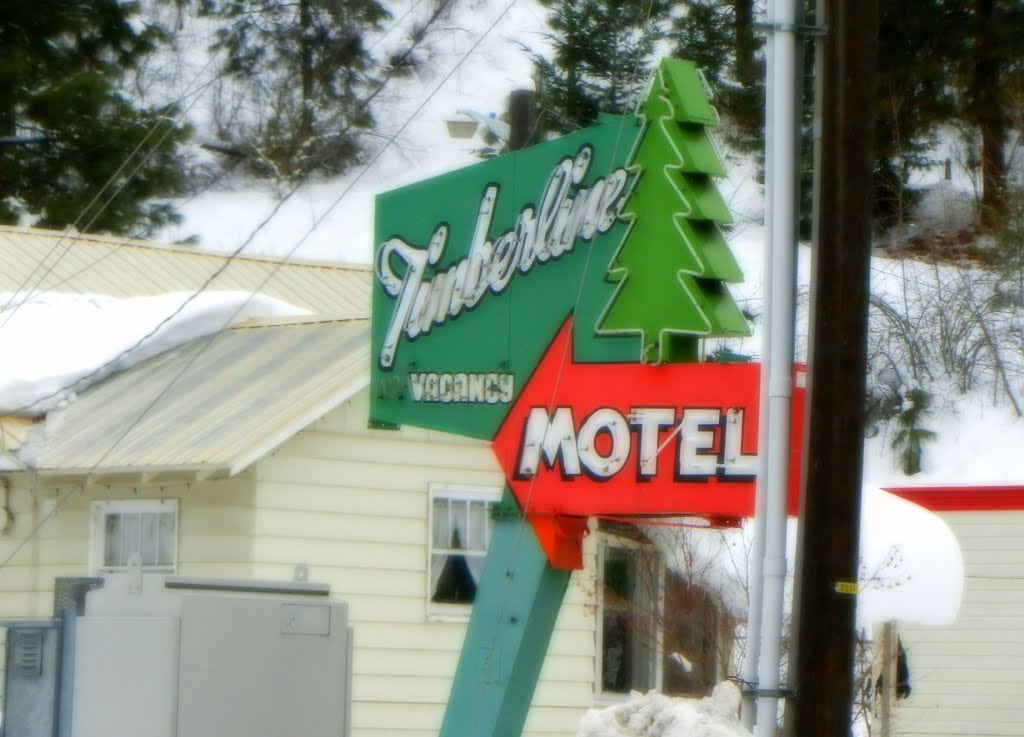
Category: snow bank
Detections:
[
  {"x1": 0, "y1": 291, "x2": 307, "y2": 417},
  {"x1": 577, "y1": 682, "x2": 749, "y2": 737}
]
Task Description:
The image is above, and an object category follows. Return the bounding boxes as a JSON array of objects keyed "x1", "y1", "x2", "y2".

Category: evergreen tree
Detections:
[
  {"x1": 667, "y1": 2, "x2": 816, "y2": 233},
  {"x1": 668, "y1": 0, "x2": 762, "y2": 148},
  {"x1": 0, "y1": 0, "x2": 189, "y2": 235},
  {"x1": 199, "y1": 0, "x2": 391, "y2": 181},
  {"x1": 949, "y1": 0, "x2": 1024, "y2": 228},
  {"x1": 528, "y1": 0, "x2": 667, "y2": 136},
  {"x1": 872, "y1": 0, "x2": 1023, "y2": 231},
  {"x1": 892, "y1": 388, "x2": 936, "y2": 476},
  {"x1": 873, "y1": 1, "x2": 959, "y2": 228}
]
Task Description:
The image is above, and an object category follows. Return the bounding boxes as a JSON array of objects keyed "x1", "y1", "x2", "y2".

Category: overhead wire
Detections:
[
  {"x1": 0, "y1": 0, "x2": 450, "y2": 328},
  {"x1": 0, "y1": 0, "x2": 525, "y2": 573},
  {"x1": 0, "y1": 0, "x2": 471, "y2": 420},
  {"x1": 0, "y1": 54, "x2": 222, "y2": 326},
  {"x1": 2, "y1": 0, "x2": 728, "y2": 717}
]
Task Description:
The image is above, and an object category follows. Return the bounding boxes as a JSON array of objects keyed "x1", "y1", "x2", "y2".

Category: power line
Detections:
[
  {"x1": 0, "y1": 0, "x2": 455, "y2": 327},
  {"x1": 0, "y1": 0, "x2": 526, "y2": 573},
  {"x1": 0, "y1": 59, "x2": 222, "y2": 327}
]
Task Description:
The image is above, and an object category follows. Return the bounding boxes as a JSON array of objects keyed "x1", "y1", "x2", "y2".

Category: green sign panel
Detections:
[
  {"x1": 371, "y1": 59, "x2": 748, "y2": 440},
  {"x1": 372, "y1": 116, "x2": 644, "y2": 438}
]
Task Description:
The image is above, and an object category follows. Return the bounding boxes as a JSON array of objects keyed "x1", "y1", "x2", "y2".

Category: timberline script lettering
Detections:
[{"x1": 375, "y1": 144, "x2": 629, "y2": 368}]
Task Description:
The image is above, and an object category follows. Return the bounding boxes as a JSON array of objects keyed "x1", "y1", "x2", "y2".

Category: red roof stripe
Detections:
[{"x1": 883, "y1": 486, "x2": 1024, "y2": 512}]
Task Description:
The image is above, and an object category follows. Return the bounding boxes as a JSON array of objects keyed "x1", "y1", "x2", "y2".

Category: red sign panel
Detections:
[{"x1": 492, "y1": 321, "x2": 804, "y2": 553}]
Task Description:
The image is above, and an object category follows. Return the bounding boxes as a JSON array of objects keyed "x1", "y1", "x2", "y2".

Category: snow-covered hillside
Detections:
[{"x1": 157, "y1": 0, "x2": 548, "y2": 263}]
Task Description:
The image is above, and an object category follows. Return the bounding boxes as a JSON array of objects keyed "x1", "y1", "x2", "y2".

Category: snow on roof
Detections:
[
  {"x1": 857, "y1": 485, "x2": 963, "y2": 627},
  {"x1": 646, "y1": 482, "x2": 963, "y2": 630},
  {"x1": 0, "y1": 291, "x2": 309, "y2": 418},
  {"x1": 0, "y1": 225, "x2": 371, "y2": 319}
]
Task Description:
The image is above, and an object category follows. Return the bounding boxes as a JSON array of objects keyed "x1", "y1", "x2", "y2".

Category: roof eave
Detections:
[
  {"x1": 20, "y1": 464, "x2": 235, "y2": 486},
  {"x1": 227, "y1": 371, "x2": 370, "y2": 476}
]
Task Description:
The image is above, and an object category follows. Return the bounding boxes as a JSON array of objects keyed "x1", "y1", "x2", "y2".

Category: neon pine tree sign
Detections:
[{"x1": 598, "y1": 60, "x2": 749, "y2": 363}]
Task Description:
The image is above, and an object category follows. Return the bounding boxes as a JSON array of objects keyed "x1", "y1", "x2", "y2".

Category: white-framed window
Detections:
[
  {"x1": 597, "y1": 539, "x2": 664, "y2": 696},
  {"x1": 596, "y1": 527, "x2": 734, "y2": 699},
  {"x1": 90, "y1": 499, "x2": 178, "y2": 574},
  {"x1": 427, "y1": 485, "x2": 501, "y2": 621},
  {"x1": 660, "y1": 573, "x2": 730, "y2": 695}
]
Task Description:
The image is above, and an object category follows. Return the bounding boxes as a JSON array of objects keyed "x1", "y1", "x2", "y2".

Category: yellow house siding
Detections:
[
  {"x1": 0, "y1": 472, "x2": 259, "y2": 710},
  {"x1": 893, "y1": 511, "x2": 1024, "y2": 737},
  {"x1": 252, "y1": 391, "x2": 599, "y2": 737},
  {"x1": 0, "y1": 474, "x2": 259, "y2": 618}
]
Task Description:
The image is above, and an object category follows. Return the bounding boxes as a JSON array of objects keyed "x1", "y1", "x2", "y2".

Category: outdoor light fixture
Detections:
[{"x1": 444, "y1": 110, "x2": 510, "y2": 142}]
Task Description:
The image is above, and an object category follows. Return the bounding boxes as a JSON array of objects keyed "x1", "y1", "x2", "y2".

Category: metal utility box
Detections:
[
  {"x1": 62, "y1": 574, "x2": 351, "y2": 737},
  {"x1": 2, "y1": 622, "x2": 62, "y2": 737},
  {"x1": 175, "y1": 589, "x2": 352, "y2": 737}
]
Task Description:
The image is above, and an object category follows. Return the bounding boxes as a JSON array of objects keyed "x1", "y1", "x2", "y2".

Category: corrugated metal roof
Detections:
[
  {"x1": 29, "y1": 319, "x2": 370, "y2": 476},
  {"x1": 0, "y1": 225, "x2": 371, "y2": 319}
]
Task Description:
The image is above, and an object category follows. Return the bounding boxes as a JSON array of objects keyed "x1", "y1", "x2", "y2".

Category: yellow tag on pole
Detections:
[{"x1": 834, "y1": 581, "x2": 859, "y2": 595}]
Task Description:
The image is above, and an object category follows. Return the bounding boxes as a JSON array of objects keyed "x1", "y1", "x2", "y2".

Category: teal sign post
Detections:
[{"x1": 371, "y1": 60, "x2": 749, "y2": 737}]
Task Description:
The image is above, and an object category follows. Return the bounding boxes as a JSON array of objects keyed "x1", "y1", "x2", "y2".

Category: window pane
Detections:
[
  {"x1": 602, "y1": 609, "x2": 634, "y2": 692},
  {"x1": 431, "y1": 551, "x2": 477, "y2": 604},
  {"x1": 104, "y1": 514, "x2": 122, "y2": 568},
  {"x1": 466, "y1": 555, "x2": 486, "y2": 585},
  {"x1": 141, "y1": 513, "x2": 159, "y2": 566},
  {"x1": 123, "y1": 513, "x2": 141, "y2": 567},
  {"x1": 601, "y1": 546, "x2": 655, "y2": 694},
  {"x1": 432, "y1": 499, "x2": 449, "y2": 549},
  {"x1": 468, "y1": 501, "x2": 487, "y2": 550},
  {"x1": 662, "y1": 574, "x2": 722, "y2": 696},
  {"x1": 451, "y1": 501, "x2": 468, "y2": 549},
  {"x1": 604, "y1": 548, "x2": 634, "y2": 601},
  {"x1": 157, "y1": 512, "x2": 175, "y2": 567},
  {"x1": 430, "y1": 553, "x2": 446, "y2": 599}
]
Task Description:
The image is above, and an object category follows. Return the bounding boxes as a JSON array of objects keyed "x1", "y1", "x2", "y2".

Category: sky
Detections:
[{"x1": 3, "y1": 1, "x2": 1021, "y2": 734}]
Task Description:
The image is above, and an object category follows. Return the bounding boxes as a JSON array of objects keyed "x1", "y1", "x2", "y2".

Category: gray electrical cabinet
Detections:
[
  {"x1": 175, "y1": 589, "x2": 352, "y2": 737},
  {"x1": 2, "y1": 574, "x2": 353, "y2": 737}
]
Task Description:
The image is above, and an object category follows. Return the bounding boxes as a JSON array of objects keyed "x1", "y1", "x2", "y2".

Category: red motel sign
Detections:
[{"x1": 492, "y1": 321, "x2": 805, "y2": 566}]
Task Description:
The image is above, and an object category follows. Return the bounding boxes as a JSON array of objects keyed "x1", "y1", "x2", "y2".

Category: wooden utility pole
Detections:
[
  {"x1": 507, "y1": 89, "x2": 537, "y2": 152},
  {"x1": 787, "y1": 1, "x2": 878, "y2": 735}
]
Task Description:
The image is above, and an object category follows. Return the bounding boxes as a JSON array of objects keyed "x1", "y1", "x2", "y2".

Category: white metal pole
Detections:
[
  {"x1": 752, "y1": 0, "x2": 800, "y2": 734},
  {"x1": 739, "y1": 5, "x2": 776, "y2": 726}
]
